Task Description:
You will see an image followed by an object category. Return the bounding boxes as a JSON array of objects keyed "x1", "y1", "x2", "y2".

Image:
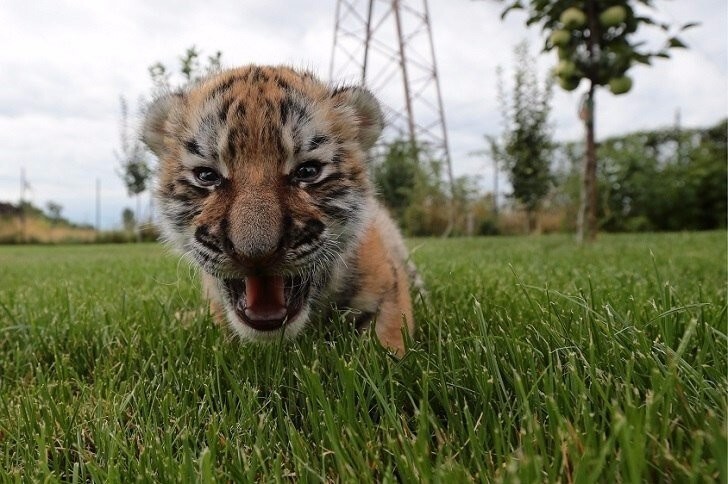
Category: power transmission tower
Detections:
[
  {"x1": 19, "y1": 168, "x2": 30, "y2": 242},
  {"x1": 330, "y1": 0, "x2": 456, "y2": 233},
  {"x1": 95, "y1": 178, "x2": 101, "y2": 233}
]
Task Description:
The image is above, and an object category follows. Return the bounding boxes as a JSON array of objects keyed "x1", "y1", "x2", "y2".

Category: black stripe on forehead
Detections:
[
  {"x1": 206, "y1": 74, "x2": 245, "y2": 100},
  {"x1": 225, "y1": 123, "x2": 247, "y2": 160},
  {"x1": 217, "y1": 97, "x2": 246, "y2": 126},
  {"x1": 187, "y1": 111, "x2": 222, "y2": 160},
  {"x1": 234, "y1": 101, "x2": 245, "y2": 120},
  {"x1": 224, "y1": 101, "x2": 248, "y2": 159},
  {"x1": 307, "y1": 134, "x2": 330, "y2": 151},
  {"x1": 274, "y1": 75, "x2": 291, "y2": 91},
  {"x1": 218, "y1": 97, "x2": 234, "y2": 123},
  {"x1": 251, "y1": 67, "x2": 269, "y2": 83},
  {"x1": 184, "y1": 138, "x2": 203, "y2": 157},
  {"x1": 204, "y1": 66, "x2": 271, "y2": 100},
  {"x1": 279, "y1": 98, "x2": 289, "y2": 127},
  {"x1": 192, "y1": 93, "x2": 251, "y2": 160},
  {"x1": 279, "y1": 96, "x2": 311, "y2": 127},
  {"x1": 280, "y1": 95, "x2": 315, "y2": 155}
]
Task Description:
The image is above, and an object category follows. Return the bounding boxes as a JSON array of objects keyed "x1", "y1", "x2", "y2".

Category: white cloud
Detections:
[{"x1": 0, "y1": 0, "x2": 724, "y2": 228}]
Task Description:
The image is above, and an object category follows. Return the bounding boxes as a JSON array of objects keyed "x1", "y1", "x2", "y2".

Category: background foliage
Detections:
[
  {"x1": 554, "y1": 119, "x2": 727, "y2": 232},
  {"x1": 492, "y1": 42, "x2": 555, "y2": 233},
  {"x1": 496, "y1": 0, "x2": 698, "y2": 242},
  {"x1": 373, "y1": 118, "x2": 726, "y2": 237}
]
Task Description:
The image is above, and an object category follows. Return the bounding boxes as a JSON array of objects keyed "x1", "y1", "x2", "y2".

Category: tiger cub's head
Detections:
[{"x1": 142, "y1": 65, "x2": 383, "y2": 340}]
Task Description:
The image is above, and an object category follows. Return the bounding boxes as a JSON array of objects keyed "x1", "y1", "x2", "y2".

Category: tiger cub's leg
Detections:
[
  {"x1": 373, "y1": 260, "x2": 414, "y2": 356},
  {"x1": 348, "y1": 223, "x2": 414, "y2": 356},
  {"x1": 201, "y1": 272, "x2": 227, "y2": 325}
]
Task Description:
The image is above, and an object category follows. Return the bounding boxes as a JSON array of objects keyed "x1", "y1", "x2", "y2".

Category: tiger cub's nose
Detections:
[{"x1": 224, "y1": 203, "x2": 282, "y2": 269}]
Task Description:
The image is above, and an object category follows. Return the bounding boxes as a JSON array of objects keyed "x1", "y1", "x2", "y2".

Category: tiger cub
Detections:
[{"x1": 142, "y1": 65, "x2": 415, "y2": 355}]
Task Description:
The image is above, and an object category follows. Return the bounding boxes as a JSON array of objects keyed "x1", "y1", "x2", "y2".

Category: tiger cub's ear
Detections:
[
  {"x1": 332, "y1": 86, "x2": 384, "y2": 151},
  {"x1": 141, "y1": 93, "x2": 185, "y2": 157}
]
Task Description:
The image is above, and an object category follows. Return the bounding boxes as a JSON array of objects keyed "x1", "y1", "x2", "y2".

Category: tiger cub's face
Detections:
[{"x1": 142, "y1": 66, "x2": 383, "y2": 340}]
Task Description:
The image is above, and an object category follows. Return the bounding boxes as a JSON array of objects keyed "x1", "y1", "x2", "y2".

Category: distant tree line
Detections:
[
  {"x1": 373, "y1": 141, "x2": 487, "y2": 236},
  {"x1": 555, "y1": 120, "x2": 727, "y2": 232},
  {"x1": 374, "y1": 118, "x2": 727, "y2": 236},
  {"x1": 0, "y1": 201, "x2": 83, "y2": 229}
]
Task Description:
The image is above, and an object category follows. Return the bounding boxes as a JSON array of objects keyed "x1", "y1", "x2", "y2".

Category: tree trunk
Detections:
[
  {"x1": 526, "y1": 208, "x2": 537, "y2": 235},
  {"x1": 577, "y1": 0, "x2": 600, "y2": 244},
  {"x1": 135, "y1": 194, "x2": 142, "y2": 242},
  {"x1": 576, "y1": 84, "x2": 598, "y2": 244}
]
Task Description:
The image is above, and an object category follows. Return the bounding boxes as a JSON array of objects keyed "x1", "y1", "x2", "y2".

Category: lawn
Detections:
[{"x1": 0, "y1": 232, "x2": 725, "y2": 481}]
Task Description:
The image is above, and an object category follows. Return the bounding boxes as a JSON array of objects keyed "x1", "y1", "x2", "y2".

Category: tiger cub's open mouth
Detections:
[{"x1": 224, "y1": 275, "x2": 310, "y2": 332}]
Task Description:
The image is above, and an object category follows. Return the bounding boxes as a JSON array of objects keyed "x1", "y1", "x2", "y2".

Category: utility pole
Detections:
[
  {"x1": 493, "y1": 156, "x2": 499, "y2": 218},
  {"x1": 95, "y1": 178, "x2": 101, "y2": 232},
  {"x1": 19, "y1": 168, "x2": 29, "y2": 243},
  {"x1": 330, "y1": 0, "x2": 456, "y2": 234},
  {"x1": 469, "y1": 144, "x2": 499, "y2": 219},
  {"x1": 674, "y1": 107, "x2": 683, "y2": 165}
]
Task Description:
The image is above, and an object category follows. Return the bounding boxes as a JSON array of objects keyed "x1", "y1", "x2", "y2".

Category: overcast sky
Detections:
[{"x1": 1, "y1": 0, "x2": 725, "y2": 229}]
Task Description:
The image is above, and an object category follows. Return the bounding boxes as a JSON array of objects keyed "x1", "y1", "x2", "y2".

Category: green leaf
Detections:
[
  {"x1": 526, "y1": 15, "x2": 542, "y2": 27},
  {"x1": 542, "y1": 37, "x2": 551, "y2": 53},
  {"x1": 668, "y1": 37, "x2": 688, "y2": 49},
  {"x1": 635, "y1": 16, "x2": 654, "y2": 26},
  {"x1": 500, "y1": 1, "x2": 524, "y2": 20},
  {"x1": 632, "y1": 54, "x2": 651, "y2": 66},
  {"x1": 680, "y1": 22, "x2": 701, "y2": 31}
]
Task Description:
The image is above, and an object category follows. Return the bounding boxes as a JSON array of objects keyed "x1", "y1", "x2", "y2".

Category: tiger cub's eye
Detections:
[
  {"x1": 292, "y1": 161, "x2": 322, "y2": 183},
  {"x1": 192, "y1": 167, "x2": 222, "y2": 187}
]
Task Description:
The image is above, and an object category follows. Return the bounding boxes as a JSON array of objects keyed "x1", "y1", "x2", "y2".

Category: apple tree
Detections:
[{"x1": 498, "y1": 0, "x2": 696, "y2": 242}]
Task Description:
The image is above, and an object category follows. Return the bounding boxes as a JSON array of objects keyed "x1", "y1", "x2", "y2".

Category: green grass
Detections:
[{"x1": 0, "y1": 232, "x2": 725, "y2": 482}]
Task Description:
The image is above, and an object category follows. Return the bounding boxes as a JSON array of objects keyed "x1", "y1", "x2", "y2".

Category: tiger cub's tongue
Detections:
[{"x1": 243, "y1": 275, "x2": 287, "y2": 321}]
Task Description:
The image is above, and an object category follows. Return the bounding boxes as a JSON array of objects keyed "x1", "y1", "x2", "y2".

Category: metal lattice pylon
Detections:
[{"x1": 329, "y1": 0, "x2": 455, "y2": 217}]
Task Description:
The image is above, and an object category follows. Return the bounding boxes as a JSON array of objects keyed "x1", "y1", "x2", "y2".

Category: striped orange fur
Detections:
[{"x1": 142, "y1": 65, "x2": 414, "y2": 355}]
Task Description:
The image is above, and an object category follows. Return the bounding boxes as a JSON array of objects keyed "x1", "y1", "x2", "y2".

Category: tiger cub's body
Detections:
[{"x1": 142, "y1": 65, "x2": 414, "y2": 355}]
